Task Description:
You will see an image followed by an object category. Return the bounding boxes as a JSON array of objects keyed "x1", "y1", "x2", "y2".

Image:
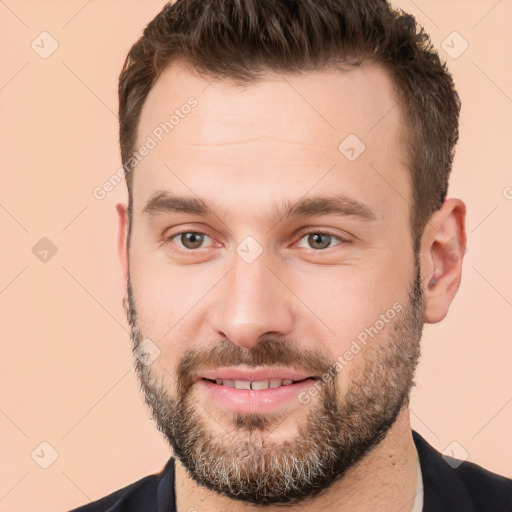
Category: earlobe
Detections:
[
  {"x1": 116, "y1": 203, "x2": 130, "y2": 287},
  {"x1": 422, "y1": 198, "x2": 467, "y2": 324}
]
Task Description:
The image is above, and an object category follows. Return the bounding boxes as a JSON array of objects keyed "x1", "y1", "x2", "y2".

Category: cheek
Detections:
[
  {"x1": 128, "y1": 246, "x2": 222, "y2": 348},
  {"x1": 290, "y1": 259, "x2": 412, "y2": 356},
  {"x1": 128, "y1": 265, "x2": 193, "y2": 382},
  {"x1": 129, "y1": 246, "x2": 181, "y2": 334}
]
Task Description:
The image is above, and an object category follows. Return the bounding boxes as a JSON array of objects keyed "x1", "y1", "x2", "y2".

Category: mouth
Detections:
[
  {"x1": 201, "y1": 376, "x2": 315, "y2": 390},
  {"x1": 194, "y1": 368, "x2": 319, "y2": 414}
]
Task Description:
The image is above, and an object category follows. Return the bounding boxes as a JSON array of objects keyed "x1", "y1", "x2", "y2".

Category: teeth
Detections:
[
  {"x1": 269, "y1": 379, "x2": 282, "y2": 388},
  {"x1": 211, "y1": 378, "x2": 301, "y2": 389},
  {"x1": 251, "y1": 380, "x2": 269, "y2": 390}
]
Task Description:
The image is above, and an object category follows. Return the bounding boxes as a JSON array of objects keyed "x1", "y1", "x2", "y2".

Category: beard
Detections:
[{"x1": 124, "y1": 261, "x2": 424, "y2": 505}]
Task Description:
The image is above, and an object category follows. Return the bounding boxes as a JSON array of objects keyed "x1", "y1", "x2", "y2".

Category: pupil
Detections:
[
  {"x1": 309, "y1": 233, "x2": 330, "y2": 249},
  {"x1": 183, "y1": 232, "x2": 203, "y2": 248}
]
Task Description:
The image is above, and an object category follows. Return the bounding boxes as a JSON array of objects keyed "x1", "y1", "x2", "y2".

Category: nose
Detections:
[{"x1": 208, "y1": 253, "x2": 295, "y2": 349}]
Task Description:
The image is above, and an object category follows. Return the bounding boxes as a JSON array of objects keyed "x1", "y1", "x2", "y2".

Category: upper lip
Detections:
[{"x1": 196, "y1": 367, "x2": 317, "y2": 382}]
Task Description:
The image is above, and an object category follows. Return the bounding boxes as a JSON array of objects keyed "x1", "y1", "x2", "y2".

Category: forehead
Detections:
[{"x1": 132, "y1": 59, "x2": 409, "y2": 220}]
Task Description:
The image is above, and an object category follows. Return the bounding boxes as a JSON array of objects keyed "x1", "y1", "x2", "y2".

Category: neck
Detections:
[{"x1": 175, "y1": 405, "x2": 420, "y2": 512}]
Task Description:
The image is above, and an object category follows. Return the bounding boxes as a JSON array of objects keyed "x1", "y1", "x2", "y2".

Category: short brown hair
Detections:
[{"x1": 118, "y1": 0, "x2": 461, "y2": 248}]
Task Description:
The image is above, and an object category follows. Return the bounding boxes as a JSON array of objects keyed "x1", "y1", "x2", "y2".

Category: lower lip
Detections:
[{"x1": 197, "y1": 378, "x2": 317, "y2": 414}]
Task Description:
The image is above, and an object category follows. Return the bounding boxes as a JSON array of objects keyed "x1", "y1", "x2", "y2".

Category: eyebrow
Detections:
[{"x1": 142, "y1": 191, "x2": 377, "y2": 223}]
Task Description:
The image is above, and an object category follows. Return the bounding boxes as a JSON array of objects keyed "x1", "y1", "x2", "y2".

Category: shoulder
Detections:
[
  {"x1": 455, "y1": 458, "x2": 512, "y2": 510},
  {"x1": 66, "y1": 458, "x2": 175, "y2": 512},
  {"x1": 412, "y1": 430, "x2": 512, "y2": 511}
]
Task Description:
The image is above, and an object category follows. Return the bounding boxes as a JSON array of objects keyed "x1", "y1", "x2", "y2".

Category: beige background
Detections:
[{"x1": 0, "y1": 1, "x2": 511, "y2": 510}]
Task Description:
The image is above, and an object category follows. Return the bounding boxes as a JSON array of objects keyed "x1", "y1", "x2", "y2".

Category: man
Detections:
[{"x1": 70, "y1": 0, "x2": 512, "y2": 510}]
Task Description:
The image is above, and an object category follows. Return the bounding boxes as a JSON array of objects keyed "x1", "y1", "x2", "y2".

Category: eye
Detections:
[
  {"x1": 168, "y1": 231, "x2": 214, "y2": 250},
  {"x1": 165, "y1": 229, "x2": 347, "y2": 253},
  {"x1": 296, "y1": 231, "x2": 344, "y2": 250}
]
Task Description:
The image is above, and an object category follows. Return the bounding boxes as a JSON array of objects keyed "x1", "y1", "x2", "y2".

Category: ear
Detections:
[
  {"x1": 116, "y1": 203, "x2": 130, "y2": 289},
  {"x1": 420, "y1": 198, "x2": 467, "y2": 324}
]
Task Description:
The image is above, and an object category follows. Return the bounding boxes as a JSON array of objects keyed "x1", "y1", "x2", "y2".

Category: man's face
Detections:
[{"x1": 122, "y1": 60, "x2": 424, "y2": 504}]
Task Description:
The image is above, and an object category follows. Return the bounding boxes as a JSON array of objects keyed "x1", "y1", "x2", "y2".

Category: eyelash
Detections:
[{"x1": 164, "y1": 229, "x2": 348, "y2": 252}]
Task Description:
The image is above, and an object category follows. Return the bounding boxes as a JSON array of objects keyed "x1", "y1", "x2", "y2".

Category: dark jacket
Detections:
[{"x1": 67, "y1": 430, "x2": 512, "y2": 511}]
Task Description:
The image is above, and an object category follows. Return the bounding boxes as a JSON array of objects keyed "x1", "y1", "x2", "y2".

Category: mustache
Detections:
[{"x1": 173, "y1": 337, "x2": 333, "y2": 395}]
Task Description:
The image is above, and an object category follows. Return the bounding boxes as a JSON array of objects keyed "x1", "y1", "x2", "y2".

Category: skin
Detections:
[{"x1": 116, "y1": 59, "x2": 466, "y2": 511}]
